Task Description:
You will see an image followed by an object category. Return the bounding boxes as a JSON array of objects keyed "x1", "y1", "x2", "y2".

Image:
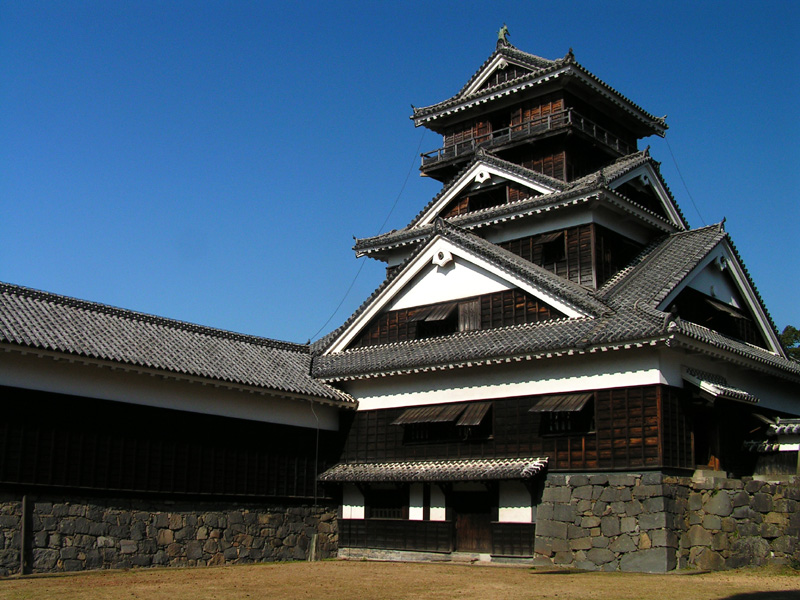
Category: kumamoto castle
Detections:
[{"x1": 2, "y1": 32, "x2": 799, "y2": 575}]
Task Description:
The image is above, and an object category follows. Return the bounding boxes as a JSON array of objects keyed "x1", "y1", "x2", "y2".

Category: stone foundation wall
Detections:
[
  {"x1": 0, "y1": 492, "x2": 337, "y2": 576},
  {"x1": 681, "y1": 476, "x2": 799, "y2": 570},
  {"x1": 533, "y1": 473, "x2": 800, "y2": 572}
]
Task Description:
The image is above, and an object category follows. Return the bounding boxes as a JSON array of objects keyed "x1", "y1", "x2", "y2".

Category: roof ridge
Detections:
[{"x1": 0, "y1": 281, "x2": 309, "y2": 354}]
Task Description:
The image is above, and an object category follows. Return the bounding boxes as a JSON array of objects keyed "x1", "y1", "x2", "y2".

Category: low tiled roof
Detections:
[
  {"x1": 0, "y1": 282, "x2": 353, "y2": 405},
  {"x1": 318, "y1": 457, "x2": 548, "y2": 483}
]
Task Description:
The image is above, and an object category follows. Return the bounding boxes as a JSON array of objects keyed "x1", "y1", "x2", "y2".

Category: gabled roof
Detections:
[
  {"x1": 355, "y1": 150, "x2": 684, "y2": 258},
  {"x1": 412, "y1": 46, "x2": 667, "y2": 137},
  {"x1": 320, "y1": 219, "x2": 610, "y2": 357},
  {"x1": 316, "y1": 224, "x2": 800, "y2": 383},
  {"x1": 0, "y1": 282, "x2": 353, "y2": 406}
]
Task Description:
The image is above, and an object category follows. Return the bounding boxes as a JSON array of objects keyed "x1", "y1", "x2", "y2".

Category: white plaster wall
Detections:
[
  {"x1": 498, "y1": 481, "x2": 532, "y2": 523},
  {"x1": 0, "y1": 350, "x2": 341, "y2": 430},
  {"x1": 342, "y1": 484, "x2": 365, "y2": 520},
  {"x1": 658, "y1": 348, "x2": 800, "y2": 415},
  {"x1": 389, "y1": 258, "x2": 512, "y2": 311},
  {"x1": 430, "y1": 485, "x2": 447, "y2": 521},
  {"x1": 686, "y1": 259, "x2": 741, "y2": 308},
  {"x1": 409, "y1": 484, "x2": 424, "y2": 521},
  {"x1": 347, "y1": 348, "x2": 664, "y2": 411}
]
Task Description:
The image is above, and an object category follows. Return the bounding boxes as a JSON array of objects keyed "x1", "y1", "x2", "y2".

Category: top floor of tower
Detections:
[{"x1": 412, "y1": 31, "x2": 667, "y2": 183}]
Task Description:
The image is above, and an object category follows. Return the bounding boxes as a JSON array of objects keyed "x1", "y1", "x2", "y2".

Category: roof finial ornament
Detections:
[
  {"x1": 497, "y1": 24, "x2": 510, "y2": 48},
  {"x1": 566, "y1": 47, "x2": 575, "y2": 61}
]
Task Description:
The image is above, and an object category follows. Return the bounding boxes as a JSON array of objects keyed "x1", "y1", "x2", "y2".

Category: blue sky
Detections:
[{"x1": 1, "y1": 1, "x2": 798, "y2": 343}]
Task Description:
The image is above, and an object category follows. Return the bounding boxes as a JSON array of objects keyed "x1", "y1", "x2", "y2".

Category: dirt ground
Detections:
[{"x1": 1, "y1": 560, "x2": 799, "y2": 600}]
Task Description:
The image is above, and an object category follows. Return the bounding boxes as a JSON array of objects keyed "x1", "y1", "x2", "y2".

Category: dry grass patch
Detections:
[{"x1": 1, "y1": 561, "x2": 799, "y2": 600}]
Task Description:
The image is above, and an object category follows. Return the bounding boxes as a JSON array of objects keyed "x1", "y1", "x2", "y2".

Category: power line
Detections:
[
  {"x1": 665, "y1": 137, "x2": 706, "y2": 227},
  {"x1": 309, "y1": 128, "x2": 427, "y2": 342}
]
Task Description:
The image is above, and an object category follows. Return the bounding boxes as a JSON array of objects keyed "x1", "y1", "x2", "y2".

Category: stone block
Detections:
[
  {"x1": 592, "y1": 501, "x2": 610, "y2": 517},
  {"x1": 760, "y1": 523, "x2": 782, "y2": 539},
  {"x1": 186, "y1": 541, "x2": 204, "y2": 561},
  {"x1": 572, "y1": 485, "x2": 594, "y2": 500},
  {"x1": 581, "y1": 516, "x2": 600, "y2": 528},
  {"x1": 120, "y1": 540, "x2": 137, "y2": 554},
  {"x1": 534, "y1": 537, "x2": 552, "y2": 557},
  {"x1": 568, "y1": 475, "x2": 589, "y2": 487},
  {"x1": 33, "y1": 548, "x2": 59, "y2": 571},
  {"x1": 641, "y1": 472, "x2": 663, "y2": 485},
  {"x1": 607, "y1": 474, "x2": 636, "y2": 487},
  {"x1": 737, "y1": 521, "x2": 759, "y2": 537},
  {"x1": 731, "y1": 490, "x2": 750, "y2": 508},
  {"x1": 774, "y1": 498, "x2": 798, "y2": 513},
  {"x1": 704, "y1": 491, "x2": 733, "y2": 517},
  {"x1": 649, "y1": 529, "x2": 677, "y2": 548},
  {"x1": 536, "y1": 504, "x2": 554, "y2": 521},
  {"x1": 553, "y1": 504, "x2": 577, "y2": 523},
  {"x1": 733, "y1": 506, "x2": 762, "y2": 522},
  {"x1": 744, "y1": 479, "x2": 765, "y2": 493},
  {"x1": 632, "y1": 485, "x2": 663, "y2": 499},
  {"x1": 721, "y1": 517, "x2": 736, "y2": 532},
  {"x1": 62, "y1": 559, "x2": 83, "y2": 572},
  {"x1": 567, "y1": 524, "x2": 589, "y2": 539},
  {"x1": 157, "y1": 529, "x2": 174, "y2": 545},
  {"x1": 552, "y1": 537, "x2": 569, "y2": 553},
  {"x1": 702, "y1": 515, "x2": 721, "y2": 531},
  {"x1": 574, "y1": 560, "x2": 599, "y2": 571},
  {"x1": 570, "y1": 537, "x2": 592, "y2": 551},
  {"x1": 624, "y1": 500, "x2": 643, "y2": 516},
  {"x1": 638, "y1": 513, "x2": 667, "y2": 531},
  {"x1": 620, "y1": 516, "x2": 637, "y2": 534},
  {"x1": 60, "y1": 546, "x2": 79, "y2": 560},
  {"x1": 547, "y1": 474, "x2": 568, "y2": 486},
  {"x1": 711, "y1": 532, "x2": 727, "y2": 552},
  {"x1": 643, "y1": 497, "x2": 667, "y2": 513},
  {"x1": 727, "y1": 536, "x2": 771, "y2": 568},
  {"x1": 588, "y1": 474, "x2": 608, "y2": 486},
  {"x1": 772, "y1": 535, "x2": 798, "y2": 555},
  {"x1": 591, "y1": 536, "x2": 609, "y2": 548},
  {"x1": 536, "y1": 519, "x2": 568, "y2": 539},
  {"x1": 687, "y1": 492, "x2": 703, "y2": 511},
  {"x1": 638, "y1": 532, "x2": 651, "y2": 550},
  {"x1": 586, "y1": 547, "x2": 615, "y2": 565},
  {"x1": 600, "y1": 516, "x2": 620, "y2": 537},
  {"x1": 686, "y1": 525, "x2": 713, "y2": 547},
  {"x1": 619, "y1": 547, "x2": 676, "y2": 573},
  {"x1": 694, "y1": 548, "x2": 725, "y2": 570},
  {"x1": 609, "y1": 535, "x2": 636, "y2": 553},
  {"x1": 542, "y1": 486, "x2": 571, "y2": 504}
]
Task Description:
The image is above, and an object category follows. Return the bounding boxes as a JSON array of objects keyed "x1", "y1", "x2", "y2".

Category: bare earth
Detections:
[{"x1": 1, "y1": 561, "x2": 799, "y2": 600}]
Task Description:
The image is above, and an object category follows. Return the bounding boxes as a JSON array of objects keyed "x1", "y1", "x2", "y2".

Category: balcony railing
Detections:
[{"x1": 421, "y1": 108, "x2": 633, "y2": 167}]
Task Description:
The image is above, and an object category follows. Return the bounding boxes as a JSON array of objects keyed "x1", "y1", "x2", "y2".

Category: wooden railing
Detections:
[{"x1": 421, "y1": 109, "x2": 633, "y2": 167}]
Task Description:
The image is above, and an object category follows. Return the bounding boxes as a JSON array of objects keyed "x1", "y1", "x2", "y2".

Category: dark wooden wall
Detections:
[
  {"x1": 498, "y1": 223, "x2": 645, "y2": 289},
  {"x1": 339, "y1": 385, "x2": 693, "y2": 472},
  {"x1": 351, "y1": 288, "x2": 564, "y2": 349},
  {"x1": 0, "y1": 386, "x2": 344, "y2": 500}
]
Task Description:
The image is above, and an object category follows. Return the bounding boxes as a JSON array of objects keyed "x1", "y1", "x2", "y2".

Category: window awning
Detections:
[
  {"x1": 529, "y1": 393, "x2": 593, "y2": 413},
  {"x1": 318, "y1": 457, "x2": 548, "y2": 483},
  {"x1": 538, "y1": 231, "x2": 564, "y2": 244},
  {"x1": 456, "y1": 402, "x2": 491, "y2": 426},
  {"x1": 391, "y1": 402, "x2": 490, "y2": 426},
  {"x1": 683, "y1": 368, "x2": 759, "y2": 404},
  {"x1": 424, "y1": 302, "x2": 458, "y2": 321}
]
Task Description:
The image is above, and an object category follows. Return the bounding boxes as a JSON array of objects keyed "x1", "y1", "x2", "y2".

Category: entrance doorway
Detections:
[{"x1": 452, "y1": 491, "x2": 492, "y2": 553}]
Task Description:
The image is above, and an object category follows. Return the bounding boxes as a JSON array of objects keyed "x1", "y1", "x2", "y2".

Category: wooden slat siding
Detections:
[
  {"x1": 0, "y1": 385, "x2": 341, "y2": 500},
  {"x1": 491, "y1": 522, "x2": 536, "y2": 557},
  {"x1": 521, "y1": 151, "x2": 566, "y2": 181},
  {"x1": 498, "y1": 224, "x2": 595, "y2": 287},
  {"x1": 339, "y1": 519, "x2": 453, "y2": 553},
  {"x1": 659, "y1": 387, "x2": 693, "y2": 470},
  {"x1": 352, "y1": 289, "x2": 564, "y2": 349}
]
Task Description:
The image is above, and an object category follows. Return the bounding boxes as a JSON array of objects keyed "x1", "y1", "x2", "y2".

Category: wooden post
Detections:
[{"x1": 19, "y1": 495, "x2": 29, "y2": 575}]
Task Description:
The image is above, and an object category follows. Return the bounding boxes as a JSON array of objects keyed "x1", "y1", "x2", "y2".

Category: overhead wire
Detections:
[
  {"x1": 664, "y1": 137, "x2": 706, "y2": 227},
  {"x1": 308, "y1": 128, "x2": 427, "y2": 342}
]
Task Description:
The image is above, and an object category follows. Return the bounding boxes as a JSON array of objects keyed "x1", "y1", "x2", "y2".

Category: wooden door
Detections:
[{"x1": 452, "y1": 492, "x2": 492, "y2": 553}]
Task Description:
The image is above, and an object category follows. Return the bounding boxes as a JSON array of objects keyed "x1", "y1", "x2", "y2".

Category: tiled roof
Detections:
[
  {"x1": 0, "y1": 282, "x2": 353, "y2": 405},
  {"x1": 316, "y1": 222, "x2": 800, "y2": 382},
  {"x1": 771, "y1": 418, "x2": 800, "y2": 436},
  {"x1": 412, "y1": 47, "x2": 666, "y2": 135},
  {"x1": 355, "y1": 151, "x2": 680, "y2": 258},
  {"x1": 318, "y1": 457, "x2": 548, "y2": 483}
]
